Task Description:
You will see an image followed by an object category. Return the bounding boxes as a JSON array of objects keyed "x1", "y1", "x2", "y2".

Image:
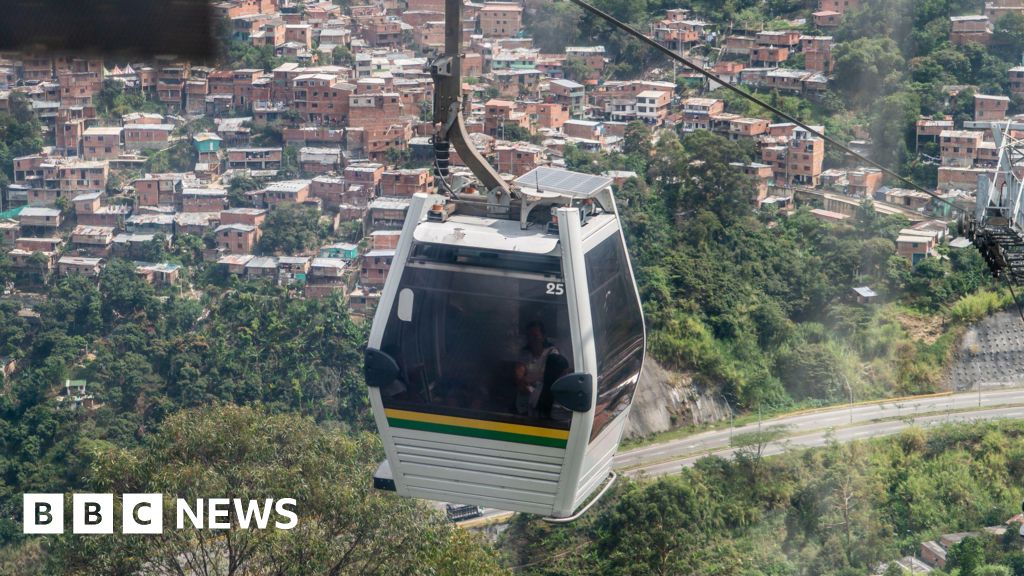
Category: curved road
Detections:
[
  {"x1": 460, "y1": 387, "x2": 1024, "y2": 526},
  {"x1": 616, "y1": 387, "x2": 1024, "y2": 476}
]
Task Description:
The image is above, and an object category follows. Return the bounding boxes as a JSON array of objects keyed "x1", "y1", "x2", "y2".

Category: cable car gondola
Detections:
[
  {"x1": 362, "y1": 0, "x2": 644, "y2": 520},
  {"x1": 365, "y1": 168, "x2": 645, "y2": 519}
]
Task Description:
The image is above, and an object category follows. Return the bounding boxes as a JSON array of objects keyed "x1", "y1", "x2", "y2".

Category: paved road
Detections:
[
  {"x1": 456, "y1": 388, "x2": 1024, "y2": 526},
  {"x1": 616, "y1": 388, "x2": 1024, "y2": 477}
]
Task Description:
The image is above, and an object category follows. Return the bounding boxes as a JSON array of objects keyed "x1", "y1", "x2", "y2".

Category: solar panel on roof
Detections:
[{"x1": 514, "y1": 167, "x2": 613, "y2": 198}]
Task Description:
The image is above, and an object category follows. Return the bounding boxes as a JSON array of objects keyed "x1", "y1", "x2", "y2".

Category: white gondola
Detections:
[
  {"x1": 362, "y1": 0, "x2": 645, "y2": 520},
  {"x1": 364, "y1": 168, "x2": 645, "y2": 519}
]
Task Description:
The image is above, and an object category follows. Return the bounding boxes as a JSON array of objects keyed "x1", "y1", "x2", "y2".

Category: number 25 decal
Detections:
[{"x1": 546, "y1": 282, "x2": 565, "y2": 295}]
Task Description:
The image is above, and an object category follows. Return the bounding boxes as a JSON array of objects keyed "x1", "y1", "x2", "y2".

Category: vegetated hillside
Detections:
[
  {"x1": 568, "y1": 125, "x2": 999, "y2": 417},
  {"x1": 0, "y1": 265, "x2": 372, "y2": 544},
  {"x1": 499, "y1": 420, "x2": 1024, "y2": 575},
  {"x1": 0, "y1": 405, "x2": 506, "y2": 575}
]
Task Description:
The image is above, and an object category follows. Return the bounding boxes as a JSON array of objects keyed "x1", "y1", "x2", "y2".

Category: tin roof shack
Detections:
[
  {"x1": 218, "y1": 254, "x2": 255, "y2": 275},
  {"x1": 548, "y1": 79, "x2": 586, "y2": 118},
  {"x1": 19, "y1": 207, "x2": 61, "y2": 232},
  {"x1": 278, "y1": 255, "x2": 312, "y2": 284},
  {"x1": 135, "y1": 262, "x2": 181, "y2": 285},
  {"x1": 305, "y1": 257, "x2": 349, "y2": 298},
  {"x1": 220, "y1": 207, "x2": 267, "y2": 230},
  {"x1": 950, "y1": 15, "x2": 992, "y2": 45},
  {"x1": 245, "y1": 255, "x2": 279, "y2": 279},
  {"x1": 344, "y1": 163, "x2": 384, "y2": 195},
  {"x1": 0, "y1": 220, "x2": 19, "y2": 244},
  {"x1": 379, "y1": 168, "x2": 434, "y2": 197},
  {"x1": 360, "y1": 247, "x2": 395, "y2": 288},
  {"x1": 299, "y1": 147, "x2": 343, "y2": 174},
  {"x1": 851, "y1": 286, "x2": 878, "y2": 304},
  {"x1": 682, "y1": 97, "x2": 724, "y2": 132},
  {"x1": 174, "y1": 212, "x2": 221, "y2": 236},
  {"x1": 181, "y1": 188, "x2": 228, "y2": 213},
  {"x1": 227, "y1": 147, "x2": 283, "y2": 171},
  {"x1": 884, "y1": 188, "x2": 933, "y2": 212},
  {"x1": 56, "y1": 379, "x2": 96, "y2": 410},
  {"x1": 70, "y1": 190, "x2": 125, "y2": 228},
  {"x1": 123, "y1": 123, "x2": 174, "y2": 151},
  {"x1": 126, "y1": 213, "x2": 176, "y2": 235},
  {"x1": 1010, "y1": 65, "x2": 1024, "y2": 98},
  {"x1": 974, "y1": 93, "x2": 1010, "y2": 122},
  {"x1": 70, "y1": 225, "x2": 115, "y2": 257},
  {"x1": 58, "y1": 256, "x2": 104, "y2": 277},
  {"x1": 309, "y1": 175, "x2": 350, "y2": 212},
  {"x1": 112, "y1": 233, "x2": 167, "y2": 260},
  {"x1": 364, "y1": 196, "x2": 409, "y2": 233}
]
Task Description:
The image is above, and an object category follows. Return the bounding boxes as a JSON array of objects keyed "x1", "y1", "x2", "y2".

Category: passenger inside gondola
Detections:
[{"x1": 514, "y1": 321, "x2": 559, "y2": 416}]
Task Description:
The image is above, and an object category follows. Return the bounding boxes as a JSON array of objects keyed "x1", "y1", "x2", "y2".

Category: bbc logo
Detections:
[
  {"x1": 24, "y1": 494, "x2": 298, "y2": 534},
  {"x1": 24, "y1": 494, "x2": 163, "y2": 534}
]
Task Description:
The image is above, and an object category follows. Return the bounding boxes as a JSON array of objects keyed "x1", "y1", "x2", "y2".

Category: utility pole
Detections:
[
  {"x1": 716, "y1": 389, "x2": 734, "y2": 443},
  {"x1": 847, "y1": 379, "x2": 854, "y2": 425}
]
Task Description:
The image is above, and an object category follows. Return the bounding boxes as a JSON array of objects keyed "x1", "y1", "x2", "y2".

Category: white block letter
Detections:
[
  {"x1": 123, "y1": 493, "x2": 163, "y2": 534},
  {"x1": 73, "y1": 493, "x2": 113, "y2": 534},
  {"x1": 177, "y1": 499, "x2": 203, "y2": 529},
  {"x1": 23, "y1": 494, "x2": 63, "y2": 534},
  {"x1": 275, "y1": 498, "x2": 297, "y2": 530},
  {"x1": 207, "y1": 498, "x2": 230, "y2": 529}
]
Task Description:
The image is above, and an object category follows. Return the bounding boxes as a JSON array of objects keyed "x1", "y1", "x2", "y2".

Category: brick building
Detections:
[
  {"x1": 216, "y1": 223, "x2": 258, "y2": 254},
  {"x1": 479, "y1": 2, "x2": 523, "y2": 38},
  {"x1": 379, "y1": 169, "x2": 434, "y2": 197},
  {"x1": 135, "y1": 175, "x2": 183, "y2": 207},
  {"x1": 975, "y1": 94, "x2": 1010, "y2": 121},
  {"x1": 81, "y1": 126, "x2": 122, "y2": 160}
]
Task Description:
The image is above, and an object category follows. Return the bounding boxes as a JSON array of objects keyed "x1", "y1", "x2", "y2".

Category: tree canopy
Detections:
[{"x1": 48, "y1": 405, "x2": 506, "y2": 575}]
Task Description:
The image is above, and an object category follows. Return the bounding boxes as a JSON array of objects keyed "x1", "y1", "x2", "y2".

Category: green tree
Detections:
[
  {"x1": 870, "y1": 91, "x2": 920, "y2": 168},
  {"x1": 98, "y1": 259, "x2": 157, "y2": 323},
  {"x1": 563, "y1": 58, "x2": 593, "y2": 83},
  {"x1": 622, "y1": 121, "x2": 651, "y2": 160},
  {"x1": 331, "y1": 45, "x2": 354, "y2": 66},
  {"x1": 992, "y1": 13, "x2": 1024, "y2": 62},
  {"x1": 832, "y1": 37, "x2": 905, "y2": 106},
  {"x1": 522, "y1": 0, "x2": 583, "y2": 53},
  {"x1": 0, "y1": 93, "x2": 44, "y2": 178},
  {"x1": 594, "y1": 476, "x2": 740, "y2": 575},
  {"x1": 137, "y1": 234, "x2": 168, "y2": 263},
  {"x1": 948, "y1": 536, "x2": 987, "y2": 576},
  {"x1": 497, "y1": 122, "x2": 530, "y2": 142},
  {"x1": 228, "y1": 174, "x2": 261, "y2": 207},
  {"x1": 258, "y1": 204, "x2": 323, "y2": 255},
  {"x1": 144, "y1": 140, "x2": 195, "y2": 173},
  {"x1": 977, "y1": 566, "x2": 1013, "y2": 576},
  {"x1": 50, "y1": 405, "x2": 506, "y2": 575}
]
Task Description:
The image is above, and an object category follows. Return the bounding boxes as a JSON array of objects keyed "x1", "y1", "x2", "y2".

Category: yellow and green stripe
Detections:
[{"x1": 385, "y1": 408, "x2": 569, "y2": 448}]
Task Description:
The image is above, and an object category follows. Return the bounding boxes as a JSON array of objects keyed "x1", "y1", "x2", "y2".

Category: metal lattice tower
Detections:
[{"x1": 967, "y1": 121, "x2": 1024, "y2": 284}]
